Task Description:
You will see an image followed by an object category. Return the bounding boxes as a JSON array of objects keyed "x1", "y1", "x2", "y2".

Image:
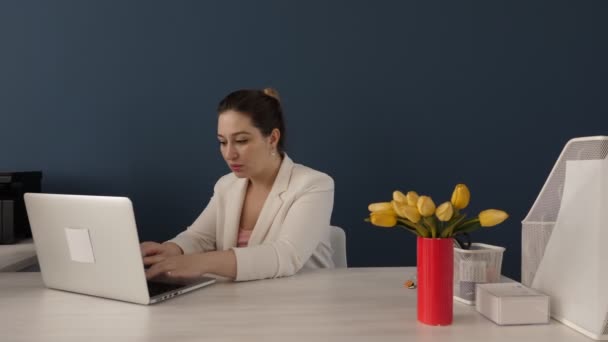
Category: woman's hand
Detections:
[
  {"x1": 144, "y1": 254, "x2": 206, "y2": 280},
  {"x1": 140, "y1": 241, "x2": 183, "y2": 267},
  {"x1": 144, "y1": 250, "x2": 237, "y2": 281}
]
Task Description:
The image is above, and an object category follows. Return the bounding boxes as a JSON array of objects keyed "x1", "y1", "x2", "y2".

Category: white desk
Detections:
[
  {"x1": 0, "y1": 239, "x2": 37, "y2": 271},
  {"x1": 0, "y1": 267, "x2": 592, "y2": 342}
]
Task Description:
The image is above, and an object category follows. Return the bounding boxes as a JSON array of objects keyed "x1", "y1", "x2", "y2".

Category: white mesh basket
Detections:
[
  {"x1": 522, "y1": 136, "x2": 608, "y2": 287},
  {"x1": 454, "y1": 243, "x2": 505, "y2": 305},
  {"x1": 522, "y1": 136, "x2": 608, "y2": 340}
]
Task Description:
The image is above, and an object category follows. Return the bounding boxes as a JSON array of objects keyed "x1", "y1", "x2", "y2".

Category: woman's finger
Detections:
[
  {"x1": 145, "y1": 261, "x2": 173, "y2": 280},
  {"x1": 140, "y1": 242, "x2": 163, "y2": 257},
  {"x1": 167, "y1": 269, "x2": 201, "y2": 280},
  {"x1": 143, "y1": 255, "x2": 166, "y2": 266}
]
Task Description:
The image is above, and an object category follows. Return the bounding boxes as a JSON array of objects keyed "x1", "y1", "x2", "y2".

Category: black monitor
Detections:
[{"x1": 0, "y1": 171, "x2": 42, "y2": 244}]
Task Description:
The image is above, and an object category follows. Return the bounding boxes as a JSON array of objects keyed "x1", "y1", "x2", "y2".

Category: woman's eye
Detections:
[
  {"x1": 236, "y1": 140, "x2": 248, "y2": 144},
  {"x1": 219, "y1": 141, "x2": 227, "y2": 145}
]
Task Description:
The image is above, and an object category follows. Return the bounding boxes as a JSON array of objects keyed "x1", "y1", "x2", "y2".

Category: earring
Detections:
[{"x1": 271, "y1": 150, "x2": 277, "y2": 156}]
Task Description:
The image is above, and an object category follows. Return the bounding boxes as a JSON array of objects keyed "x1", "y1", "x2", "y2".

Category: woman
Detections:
[{"x1": 141, "y1": 88, "x2": 335, "y2": 281}]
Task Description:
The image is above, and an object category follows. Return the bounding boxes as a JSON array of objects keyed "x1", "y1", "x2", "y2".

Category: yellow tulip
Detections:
[
  {"x1": 479, "y1": 209, "x2": 509, "y2": 227},
  {"x1": 416, "y1": 196, "x2": 436, "y2": 217},
  {"x1": 435, "y1": 202, "x2": 454, "y2": 222},
  {"x1": 391, "y1": 200, "x2": 421, "y2": 223},
  {"x1": 406, "y1": 191, "x2": 419, "y2": 207},
  {"x1": 368, "y1": 202, "x2": 392, "y2": 212},
  {"x1": 370, "y1": 212, "x2": 397, "y2": 227},
  {"x1": 451, "y1": 184, "x2": 471, "y2": 210},
  {"x1": 393, "y1": 191, "x2": 407, "y2": 204},
  {"x1": 372, "y1": 209, "x2": 396, "y2": 216}
]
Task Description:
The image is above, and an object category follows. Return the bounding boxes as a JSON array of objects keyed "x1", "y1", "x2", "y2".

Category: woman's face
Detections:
[{"x1": 217, "y1": 110, "x2": 277, "y2": 178}]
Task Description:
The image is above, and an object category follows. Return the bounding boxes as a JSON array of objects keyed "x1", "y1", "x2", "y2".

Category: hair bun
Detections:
[{"x1": 263, "y1": 88, "x2": 281, "y2": 102}]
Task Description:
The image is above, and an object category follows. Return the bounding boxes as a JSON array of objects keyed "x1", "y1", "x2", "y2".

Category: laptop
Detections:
[{"x1": 23, "y1": 193, "x2": 216, "y2": 304}]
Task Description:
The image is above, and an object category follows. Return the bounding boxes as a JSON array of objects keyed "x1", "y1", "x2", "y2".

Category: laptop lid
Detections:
[{"x1": 24, "y1": 193, "x2": 214, "y2": 305}]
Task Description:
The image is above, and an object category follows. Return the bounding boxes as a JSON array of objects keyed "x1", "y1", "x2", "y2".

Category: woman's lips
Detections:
[{"x1": 230, "y1": 164, "x2": 243, "y2": 172}]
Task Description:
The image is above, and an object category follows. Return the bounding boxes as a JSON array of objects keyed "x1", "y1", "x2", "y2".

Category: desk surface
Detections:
[
  {"x1": 0, "y1": 239, "x2": 37, "y2": 271},
  {"x1": 0, "y1": 267, "x2": 592, "y2": 342}
]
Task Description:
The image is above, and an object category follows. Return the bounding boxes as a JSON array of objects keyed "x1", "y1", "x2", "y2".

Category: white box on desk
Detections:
[{"x1": 475, "y1": 282, "x2": 550, "y2": 325}]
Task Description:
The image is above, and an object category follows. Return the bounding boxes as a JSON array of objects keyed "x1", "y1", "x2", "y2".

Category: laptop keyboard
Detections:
[{"x1": 147, "y1": 281, "x2": 185, "y2": 297}]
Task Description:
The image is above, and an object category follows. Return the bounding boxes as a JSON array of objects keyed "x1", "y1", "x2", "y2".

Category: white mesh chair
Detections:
[{"x1": 330, "y1": 226, "x2": 347, "y2": 268}]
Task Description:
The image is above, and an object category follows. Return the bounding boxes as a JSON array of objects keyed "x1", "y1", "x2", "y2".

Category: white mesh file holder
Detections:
[
  {"x1": 453, "y1": 243, "x2": 505, "y2": 305},
  {"x1": 522, "y1": 136, "x2": 608, "y2": 340}
]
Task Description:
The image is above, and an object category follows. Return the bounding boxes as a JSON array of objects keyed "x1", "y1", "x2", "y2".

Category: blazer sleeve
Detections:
[
  {"x1": 232, "y1": 174, "x2": 334, "y2": 281},
  {"x1": 167, "y1": 183, "x2": 221, "y2": 254}
]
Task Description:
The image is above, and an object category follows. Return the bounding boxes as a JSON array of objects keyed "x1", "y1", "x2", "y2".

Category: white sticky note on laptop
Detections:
[{"x1": 64, "y1": 227, "x2": 96, "y2": 263}]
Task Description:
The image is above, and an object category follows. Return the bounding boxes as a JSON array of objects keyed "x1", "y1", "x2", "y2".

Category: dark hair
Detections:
[{"x1": 217, "y1": 88, "x2": 286, "y2": 153}]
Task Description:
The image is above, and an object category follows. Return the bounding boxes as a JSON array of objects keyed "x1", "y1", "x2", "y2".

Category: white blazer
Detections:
[{"x1": 169, "y1": 155, "x2": 335, "y2": 281}]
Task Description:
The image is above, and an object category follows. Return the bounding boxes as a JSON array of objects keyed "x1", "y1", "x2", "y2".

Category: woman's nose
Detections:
[{"x1": 225, "y1": 144, "x2": 238, "y2": 159}]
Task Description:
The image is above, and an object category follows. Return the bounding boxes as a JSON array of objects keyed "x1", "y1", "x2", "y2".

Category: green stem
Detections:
[
  {"x1": 452, "y1": 218, "x2": 480, "y2": 233},
  {"x1": 452, "y1": 221, "x2": 482, "y2": 236},
  {"x1": 396, "y1": 224, "x2": 419, "y2": 236},
  {"x1": 423, "y1": 216, "x2": 437, "y2": 238},
  {"x1": 397, "y1": 218, "x2": 430, "y2": 237},
  {"x1": 440, "y1": 214, "x2": 467, "y2": 238}
]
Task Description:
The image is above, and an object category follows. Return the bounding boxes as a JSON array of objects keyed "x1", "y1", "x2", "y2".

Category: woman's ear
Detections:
[{"x1": 269, "y1": 128, "x2": 281, "y2": 149}]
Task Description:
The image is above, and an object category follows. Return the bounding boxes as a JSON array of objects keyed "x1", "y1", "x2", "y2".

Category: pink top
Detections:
[{"x1": 237, "y1": 228, "x2": 253, "y2": 248}]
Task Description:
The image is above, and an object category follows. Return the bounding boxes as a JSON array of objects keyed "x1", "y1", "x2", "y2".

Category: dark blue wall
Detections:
[{"x1": 2, "y1": 1, "x2": 607, "y2": 280}]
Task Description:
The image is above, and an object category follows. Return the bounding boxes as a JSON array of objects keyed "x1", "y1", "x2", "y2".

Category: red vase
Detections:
[{"x1": 417, "y1": 236, "x2": 454, "y2": 326}]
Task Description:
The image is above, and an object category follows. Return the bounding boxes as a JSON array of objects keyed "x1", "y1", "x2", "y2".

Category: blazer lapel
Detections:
[
  {"x1": 248, "y1": 155, "x2": 294, "y2": 246},
  {"x1": 222, "y1": 177, "x2": 248, "y2": 249}
]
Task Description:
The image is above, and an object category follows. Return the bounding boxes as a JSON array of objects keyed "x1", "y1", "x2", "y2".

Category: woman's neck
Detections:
[{"x1": 248, "y1": 155, "x2": 283, "y2": 190}]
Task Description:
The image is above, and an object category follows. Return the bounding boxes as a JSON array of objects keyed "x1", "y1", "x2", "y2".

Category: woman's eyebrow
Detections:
[
  {"x1": 231, "y1": 131, "x2": 252, "y2": 137},
  {"x1": 217, "y1": 131, "x2": 252, "y2": 139}
]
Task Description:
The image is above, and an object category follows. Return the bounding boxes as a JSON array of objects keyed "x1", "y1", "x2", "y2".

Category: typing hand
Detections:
[
  {"x1": 144, "y1": 254, "x2": 205, "y2": 280},
  {"x1": 140, "y1": 241, "x2": 183, "y2": 267}
]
